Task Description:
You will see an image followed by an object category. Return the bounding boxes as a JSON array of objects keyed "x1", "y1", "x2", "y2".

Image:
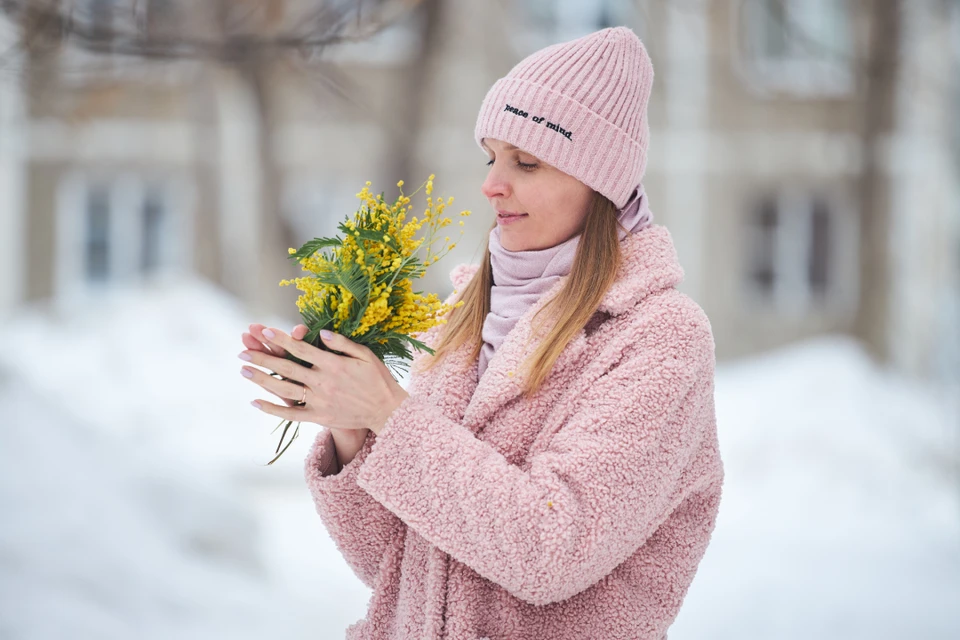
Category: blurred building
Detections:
[
  {"x1": 0, "y1": 0, "x2": 210, "y2": 309},
  {"x1": 0, "y1": 0, "x2": 957, "y2": 382}
]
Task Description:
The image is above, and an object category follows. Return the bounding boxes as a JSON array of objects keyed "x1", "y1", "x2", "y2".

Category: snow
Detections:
[
  {"x1": 671, "y1": 338, "x2": 960, "y2": 639},
  {"x1": 1, "y1": 275, "x2": 958, "y2": 638},
  {"x1": 0, "y1": 377, "x2": 312, "y2": 640},
  {"x1": 0, "y1": 276, "x2": 375, "y2": 639}
]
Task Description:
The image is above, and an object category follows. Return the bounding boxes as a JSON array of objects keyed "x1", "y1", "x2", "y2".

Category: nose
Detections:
[{"x1": 480, "y1": 162, "x2": 510, "y2": 201}]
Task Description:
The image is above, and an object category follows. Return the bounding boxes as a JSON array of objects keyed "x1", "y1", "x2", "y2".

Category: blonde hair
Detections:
[{"x1": 415, "y1": 190, "x2": 627, "y2": 398}]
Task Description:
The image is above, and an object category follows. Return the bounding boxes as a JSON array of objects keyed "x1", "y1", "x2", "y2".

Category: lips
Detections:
[{"x1": 496, "y1": 212, "x2": 527, "y2": 225}]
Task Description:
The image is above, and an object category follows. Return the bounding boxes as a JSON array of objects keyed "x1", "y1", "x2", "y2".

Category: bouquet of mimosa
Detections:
[{"x1": 264, "y1": 174, "x2": 470, "y2": 464}]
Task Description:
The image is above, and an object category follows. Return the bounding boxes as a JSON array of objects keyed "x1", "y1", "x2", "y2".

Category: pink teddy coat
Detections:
[{"x1": 304, "y1": 224, "x2": 724, "y2": 640}]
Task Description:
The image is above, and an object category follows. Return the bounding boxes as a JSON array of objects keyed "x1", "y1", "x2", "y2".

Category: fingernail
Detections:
[
  {"x1": 320, "y1": 329, "x2": 333, "y2": 341},
  {"x1": 238, "y1": 352, "x2": 252, "y2": 361},
  {"x1": 263, "y1": 329, "x2": 275, "y2": 339},
  {"x1": 241, "y1": 368, "x2": 253, "y2": 378},
  {"x1": 251, "y1": 400, "x2": 261, "y2": 409}
]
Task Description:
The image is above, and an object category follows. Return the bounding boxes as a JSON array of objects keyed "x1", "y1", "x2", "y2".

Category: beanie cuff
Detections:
[{"x1": 474, "y1": 76, "x2": 649, "y2": 209}]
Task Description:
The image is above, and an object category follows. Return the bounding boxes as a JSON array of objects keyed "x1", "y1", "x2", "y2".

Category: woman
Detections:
[{"x1": 240, "y1": 26, "x2": 723, "y2": 640}]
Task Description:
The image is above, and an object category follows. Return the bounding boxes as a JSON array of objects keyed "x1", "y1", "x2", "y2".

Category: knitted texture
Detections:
[
  {"x1": 474, "y1": 26, "x2": 655, "y2": 209},
  {"x1": 479, "y1": 184, "x2": 653, "y2": 379}
]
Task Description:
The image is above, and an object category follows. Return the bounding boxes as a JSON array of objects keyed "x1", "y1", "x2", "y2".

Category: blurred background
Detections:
[{"x1": 0, "y1": 0, "x2": 958, "y2": 638}]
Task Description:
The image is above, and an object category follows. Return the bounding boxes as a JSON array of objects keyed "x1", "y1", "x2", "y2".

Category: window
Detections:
[
  {"x1": 808, "y1": 197, "x2": 831, "y2": 298},
  {"x1": 136, "y1": 0, "x2": 178, "y2": 40},
  {"x1": 742, "y1": 188, "x2": 857, "y2": 316},
  {"x1": 749, "y1": 196, "x2": 778, "y2": 296},
  {"x1": 80, "y1": 0, "x2": 114, "y2": 42},
  {"x1": 735, "y1": 0, "x2": 854, "y2": 97},
  {"x1": 509, "y1": 0, "x2": 646, "y2": 57},
  {"x1": 84, "y1": 183, "x2": 112, "y2": 283},
  {"x1": 140, "y1": 183, "x2": 168, "y2": 274},
  {"x1": 56, "y1": 173, "x2": 190, "y2": 297}
]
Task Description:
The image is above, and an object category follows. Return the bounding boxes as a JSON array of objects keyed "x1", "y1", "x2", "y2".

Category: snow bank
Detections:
[
  {"x1": 671, "y1": 336, "x2": 960, "y2": 639},
  {"x1": 0, "y1": 275, "x2": 343, "y2": 482},
  {"x1": 0, "y1": 374, "x2": 314, "y2": 639},
  {"x1": 0, "y1": 275, "x2": 373, "y2": 638},
  {"x1": 1, "y1": 276, "x2": 957, "y2": 638}
]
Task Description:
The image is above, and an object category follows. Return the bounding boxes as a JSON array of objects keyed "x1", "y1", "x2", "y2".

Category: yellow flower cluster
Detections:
[{"x1": 279, "y1": 174, "x2": 471, "y2": 343}]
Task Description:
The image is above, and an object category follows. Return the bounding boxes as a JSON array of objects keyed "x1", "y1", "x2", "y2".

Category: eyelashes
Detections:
[{"x1": 485, "y1": 158, "x2": 538, "y2": 171}]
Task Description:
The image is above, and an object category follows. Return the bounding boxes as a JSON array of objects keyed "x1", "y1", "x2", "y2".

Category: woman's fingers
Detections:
[
  {"x1": 242, "y1": 332, "x2": 269, "y2": 352},
  {"x1": 249, "y1": 324, "x2": 288, "y2": 357},
  {"x1": 248, "y1": 323, "x2": 309, "y2": 354},
  {"x1": 242, "y1": 323, "x2": 314, "y2": 408},
  {"x1": 259, "y1": 327, "x2": 340, "y2": 371},
  {"x1": 242, "y1": 345, "x2": 312, "y2": 381},
  {"x1": 241, "y1": 363, "x2": 307, "y2": 405}
]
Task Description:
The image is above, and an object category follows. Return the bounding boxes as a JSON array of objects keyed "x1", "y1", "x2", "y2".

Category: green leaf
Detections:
[
  {"x1": 353, "y1": 228, "x2": 399, "y2": 251},
  {"x1": 275, "y1": 419, "x2": 294, "y2": 454},
  {"x1": 314, "y1": 262, "x2": 370, "y2": 307},
  {"x1": 288, "y1": 237, "x2": 341, "y2": 262},
  {"x1": 266, "y1": 422, "x2": 301, "y2": 465},
  {"x1": 405, "y1": 336, "x2": 435, "y2": 356}
]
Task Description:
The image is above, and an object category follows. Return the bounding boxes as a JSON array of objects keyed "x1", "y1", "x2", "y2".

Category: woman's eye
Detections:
[{"x1": 485, "y1": 158, "x2": 538, "y2": 170}]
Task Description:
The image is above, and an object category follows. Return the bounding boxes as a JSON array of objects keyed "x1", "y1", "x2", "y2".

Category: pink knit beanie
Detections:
[{"x1": 474, "y1": 26, "x2": 654, "y2": 210}]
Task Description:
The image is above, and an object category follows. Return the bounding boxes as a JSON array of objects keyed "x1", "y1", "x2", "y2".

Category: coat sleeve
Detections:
[
  {"x1": 301, "y1": 268, "x2": 474, "y2": 590},
  {"x1": 354, "y1": 306, "x2": 718, "y2": 606},
  {"x1": 304, "y1": 427, "x2": 405, "y2": 590}
]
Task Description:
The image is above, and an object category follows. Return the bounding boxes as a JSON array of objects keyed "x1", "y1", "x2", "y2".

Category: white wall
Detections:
[
  {"x1": 0, "y1": 64, "x2": 25, "y2": 317},
  {"x1": 214, "y1": 68, "x2": 264, "y2": 300},
  {"x1": 662, "y1": 0, "x2": 709, "y2": 306},
  {"x1": 886, "y1": 0, "x2": 960, "y2": 380}
]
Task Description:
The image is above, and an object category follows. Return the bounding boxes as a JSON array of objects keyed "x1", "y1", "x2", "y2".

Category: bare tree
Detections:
[
  {"x1": 1, "y1": 0, "x2": 421, "y2": 65},
  {"x1": 383, "y1": 0, "x2": 442, "y2": 194},
  {"x1": 853, "y1": 0, "x2": 900, "y2": 365},
  {"x1": 0, "y1": 0, "x2": 430, "y2": 313}
]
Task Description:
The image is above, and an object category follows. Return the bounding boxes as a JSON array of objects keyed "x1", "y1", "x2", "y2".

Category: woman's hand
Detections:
[
  {"x1": 244, "y1": 324, "x2": 369, "y2": 470},
  {"x1": 242, "y1": 323, "x2": 308, "y2": 407},
  {"x1": 239, "y1": 325, "x2": 409, "y2": 435}
]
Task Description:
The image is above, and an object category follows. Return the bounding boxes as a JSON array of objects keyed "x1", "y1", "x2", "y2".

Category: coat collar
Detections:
[{"x1": 434, "y1": 224, "x2": 685, "y2": 434}]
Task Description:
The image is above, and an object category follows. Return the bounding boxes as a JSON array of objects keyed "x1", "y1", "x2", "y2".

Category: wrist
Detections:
[
  {"x1": 329, "y1": 427, "x2": 367, "y2": 469},
  {"x1": 371, "y1": 388, "x2": 409, "y2": 436}
]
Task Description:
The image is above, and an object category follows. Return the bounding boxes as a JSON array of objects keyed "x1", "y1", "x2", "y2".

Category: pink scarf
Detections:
[{"x1": 478, "y1": 184, "x2": 654, "y2": 379}]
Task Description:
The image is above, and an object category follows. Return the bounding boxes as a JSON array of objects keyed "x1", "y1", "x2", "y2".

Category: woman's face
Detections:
[{"x1": 480, "y1": 137, "x2": 593, "y2": 252}]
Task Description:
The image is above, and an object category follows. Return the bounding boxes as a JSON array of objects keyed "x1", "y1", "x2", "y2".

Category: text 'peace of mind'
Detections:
[{"x1": 503, "y1": 103, "x2": 574, "y2": 141}]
